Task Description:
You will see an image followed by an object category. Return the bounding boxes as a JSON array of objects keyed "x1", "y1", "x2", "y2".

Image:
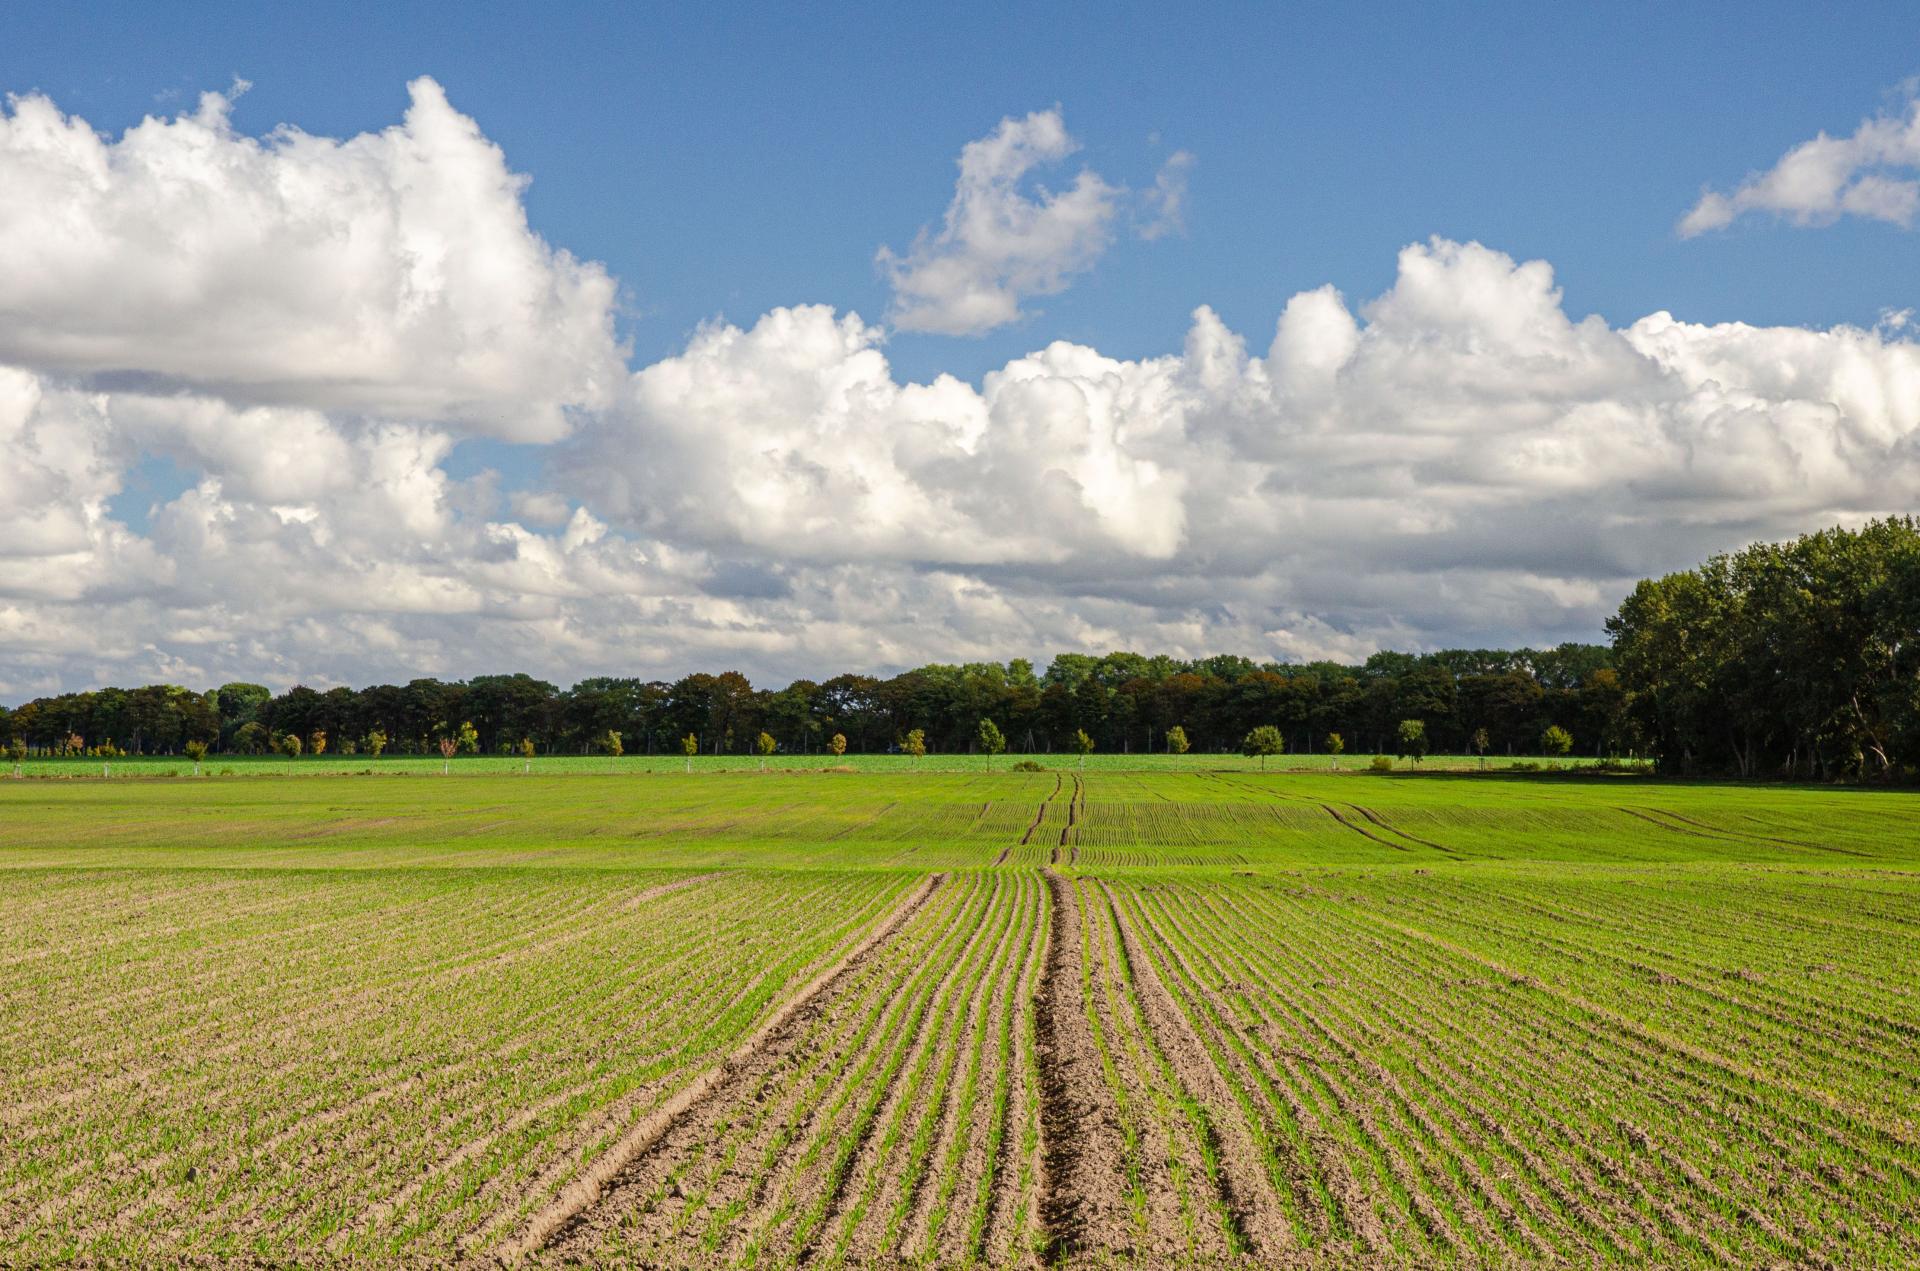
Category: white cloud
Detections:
[
  {"x1": 1137, "y1": 150, "x2": 1195, "y2": 241},
  {"x1": 4, "y1": 79, "x2": 1920, "y2": 696},
  {"x1": 1680, "y1": 93, "x2": 1920, "y2": 236},
  {"x1": 877, "y1": 108, "x2": 1120, "y2": 336},
  {"x1": 0, "y1": 77, "x2": 621, "y2": 439}
]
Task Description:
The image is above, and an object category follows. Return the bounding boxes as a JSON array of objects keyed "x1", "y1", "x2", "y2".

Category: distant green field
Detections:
[
  {"x1": 7, "y1": 749, "x2": 1611, "y2": 779},
  {"x1": 2, "y1": 771, "x2": 1914, "y2": 1265}
]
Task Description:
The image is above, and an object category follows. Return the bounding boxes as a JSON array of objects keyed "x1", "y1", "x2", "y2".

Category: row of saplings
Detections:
[
  {"x1": 2, "y1": 716, "x2": 1577, "y2": 778},
  {"x1": 1227, "y1": 719, "x2": 1573, "y2": 770}
]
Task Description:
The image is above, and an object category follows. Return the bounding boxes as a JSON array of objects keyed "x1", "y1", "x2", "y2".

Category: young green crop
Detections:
[{"x1": 3, "y1": 768, "x2": 1917, "y2": 1265}]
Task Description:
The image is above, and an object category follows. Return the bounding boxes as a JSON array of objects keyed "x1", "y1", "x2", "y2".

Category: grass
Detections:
[{"x1": 1, "y1": 768, "x2": 1915, "y2": 1264}]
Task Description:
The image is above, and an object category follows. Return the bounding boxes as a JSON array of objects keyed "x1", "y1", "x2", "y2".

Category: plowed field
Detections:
[{"x1": 3, "y1": 770, "x2": 1916, "y2": 1265}]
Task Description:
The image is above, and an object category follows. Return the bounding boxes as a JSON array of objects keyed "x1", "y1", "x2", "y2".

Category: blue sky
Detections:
[
  {"x1": 10, "y1": 1, "x2": 1916, "y2": 379},
  {"x1": 2, "y1": 4, "x2": 1919, "y2": 692}
]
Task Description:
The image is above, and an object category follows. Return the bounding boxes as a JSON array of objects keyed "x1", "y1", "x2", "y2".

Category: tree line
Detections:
[
  {"x1": 0, "y1": 646, "x2": 1621, "y2": 762},
  {"x1": 1609, "y1": 517, "x2": 1920, "y2": 779},
  {"x1": 9, "y1": 518, "x2": 1911, "y2": 776}
]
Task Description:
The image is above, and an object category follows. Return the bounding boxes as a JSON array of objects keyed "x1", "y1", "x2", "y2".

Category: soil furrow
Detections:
[
  {"x1": 501, "y1": 871, "x2": 945, "y2": 1262},
  {"x1": 1032, "y1": 867, "x2": 1108, "y2": 1262},
  {"x1": 1098, "y1": 879, "x2": 1284, "y2": 1257}
]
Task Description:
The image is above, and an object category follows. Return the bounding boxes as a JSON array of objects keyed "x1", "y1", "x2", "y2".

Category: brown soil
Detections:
[
  {"x1": 1035, "y1": 867, "x2": 1219, "y2": 1264},
  {"x1": 502, "y1": 871, "x2": 946, "y2": 1262},
  {"x1": 1098, "y1": 879, "x2": 1296, "y2": 1258}
]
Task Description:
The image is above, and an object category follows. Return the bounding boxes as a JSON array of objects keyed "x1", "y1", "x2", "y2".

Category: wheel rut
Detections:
[
  {"x1": 1032, "y1": 868, "x2": 1095, "y2": 1261},
  {"x1": 1017, "y1": 774, "x2": 1064, "y2": 866},
  {"x1": 1056, "y1": 774, "x2": 1085, "y2": 865},
  {"x1": 502, "y1": 872, "x2": 945, "y2": 1262},
  {"x1": 1320, "y1": 804, "x2": 1412, "y2": 851}
]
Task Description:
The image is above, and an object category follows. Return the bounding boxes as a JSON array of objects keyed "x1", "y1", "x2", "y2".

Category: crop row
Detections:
[
  {"x1": 0, "y1": 867, "x2": 915, "y2": 1263},
  {"x1": 1081, "y1": 870, "x2": 1920, "y2": 1265},
  {"x1": 540, "y1": 870, "x2": 1049, "y2": 1267}
]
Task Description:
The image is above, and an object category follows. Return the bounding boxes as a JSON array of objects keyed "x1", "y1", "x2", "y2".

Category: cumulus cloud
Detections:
[
  {"x1": 5, "y1": 79, "x2": 1920, "y2": 696},
  {"x1": 0, "y1": 77, "x2": 621, "y2": 438},
  {"x1": 877, "y1": 108, "x2": 1120, "y2": 336},
  {"x1": 1680, "y1": 92, "x2": 1920, "y2": 236}
]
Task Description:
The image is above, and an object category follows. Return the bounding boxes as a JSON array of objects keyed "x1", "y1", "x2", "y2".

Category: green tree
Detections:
[
  {"x1": 755, "y1": 730, "x2": 777, "y2": 770},
  {"x1": 1324, "y1": 732, "x2": 1345, "y2": 770},
  {"x1": 279, "y1": 731, "x2": 302, "y2": 774},
  {"x1": 456, "y1": 721, "x2": 480, "y2": 755},
  {"x1": 1540, "y1": 724, "x2": 1574, "y2": 757},
  {"x1": 1071, "y1": 728, "x2": 1094, "y2": 768},
  {"x1": 519, "y1": 736, "x2": 536, "y2": 772},
  {"x1": 1165, "y1": 725, "x2": 1190, "y2": 757},
  {"x1": 903, "y1": 728, "x2": 927, "y2": 763},
  {"x1": 5, "y1": 739, "x2": 26, "y2": 778},
  {"x1": 1469, "y1": 727, "x2": 1490, "y2": 756},
  {"x1": 1241, "y1": 724, "x2": 1285, "y2": 770},
  {"x1": 365, "y1": 729, "x2": 388, "y2": 759},
  {"x1": 681, "y1": 732, "x2": 698, "y2": 774},
  {"x1": 976, "y1": 718, "x2": 1006, "y2": 769},
  {"x1": 1395, "y1": 718, "x2": 1429, "y2": 766},
  {"x1": 184, "y1": 739, "x2": 207, "y2": 776}
]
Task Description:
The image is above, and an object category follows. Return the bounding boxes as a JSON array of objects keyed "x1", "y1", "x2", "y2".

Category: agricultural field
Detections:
[
  {"x1": 2, "y1": 769, "x2": 1916, "y2": 1266},
  {"x1": 4, "y1": 749, "x2": 1609, "y2": 779}
]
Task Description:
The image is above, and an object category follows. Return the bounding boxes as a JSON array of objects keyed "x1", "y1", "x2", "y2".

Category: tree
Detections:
[
  {"x1": 601, "y1": 730, "x2": 624, "y2": 763},
  {"x1": 828, "y1": 732, "x2": 847, "y2": 762},
  {"x1": 309, "y1": 730, "x2": 328, "y2": 758},
  {"x1": 1469, "y1": 727, "x2": 1490, "y2": 757},
  {"x1": 365, "y1": 729, "x2": 388, "y2": 759},
  {"x1": 519, "y1": 736, "x2": 536, "y2": 773},
  {"x1": 279, "y1": 731, "x2": 303, "y2": 774},
  {"x1": 681, "y1": 732, "x2": 698, "y2": 774},
  {"x1": 1241, "y1": 724, "x2": 1285, "y2": 770},
  {"x1": 1395, "y1": 719, "x2": 1429, "y2": 766},
  {"x1": 456, "y1": 721, "x2": 480, "y2": 755},
  {"x1": 1165, "y1": 725, "x2": 1190, "y2": 761},
  {"x1": 184, "y1": 739, "x2": 207, "y2": 776},
  {"x1": 1324, "y1": 732, "x2": 1345, "y2": 770},
  {"x1": 755, "y1": 730, "x2": 777, "y2": 771},
  {"x1": 1540, "y1": 724, "x2": 1574, "y2": 757},
  {"x1": 1071, "y1": 728, "x2": 1094, "y2": 768},
  {"x1": 438, "y1": 735, "x2": 457, "y2": 775},
  {"x1": 5, "y1": 739, "x2": 25, "y2": 778},
  {"x1": 976, "y1": 718, "x2": 1006, "y2": 769},
  {"x1": 903, "y1": 728, "x2": 927, "y2": 763}
]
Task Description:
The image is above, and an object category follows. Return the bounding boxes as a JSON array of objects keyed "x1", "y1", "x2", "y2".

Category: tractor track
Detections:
[{"x1": 501, "y1": 872, "x2": 946, "y2": 1262}]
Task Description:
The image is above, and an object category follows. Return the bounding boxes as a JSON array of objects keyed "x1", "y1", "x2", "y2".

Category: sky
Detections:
[{"x1": 2, "y1": 2, "x2": 1918, "y2": 695}]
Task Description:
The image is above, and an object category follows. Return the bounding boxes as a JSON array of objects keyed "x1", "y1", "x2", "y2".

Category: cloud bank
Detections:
[
  {"x1": 0, "y1": 77, "x2": 621, "y2": 438},
  {"x1": 3, "y1": 82, "x2": 1919, "y2": 696}
]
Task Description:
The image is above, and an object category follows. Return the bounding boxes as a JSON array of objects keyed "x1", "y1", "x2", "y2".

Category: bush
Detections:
[
  {"x1": 1010, "y1": 759, "x2": 1046, "y2": 772},
  {"x1": 1368, "y1": 756, "x2": 1395, "y2": 773}
]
